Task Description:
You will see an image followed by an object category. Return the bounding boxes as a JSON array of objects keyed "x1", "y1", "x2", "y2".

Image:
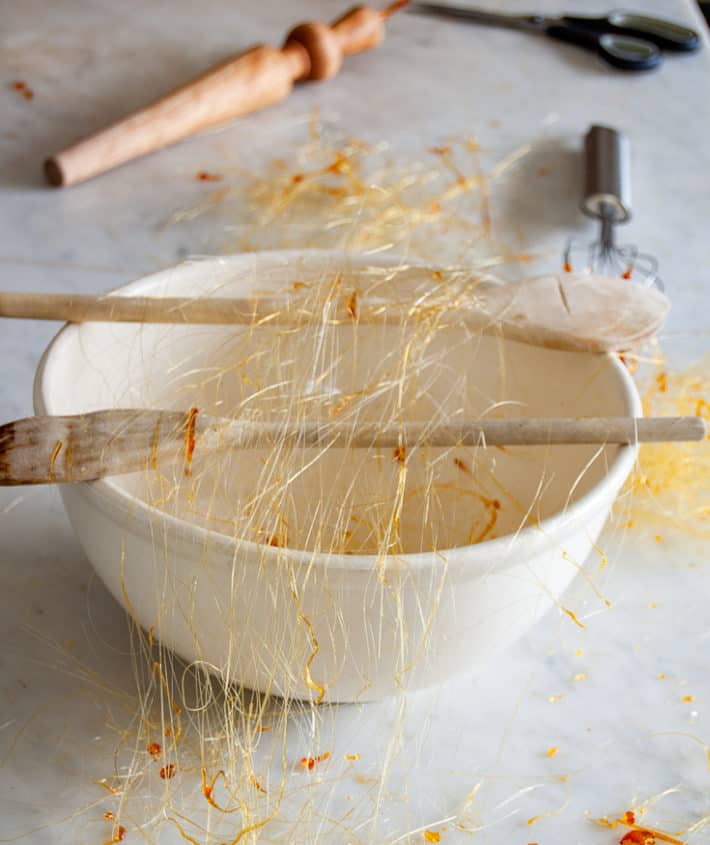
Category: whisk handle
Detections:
[{"x1": 581, "y1": 124, "x2": 632, "y2": 223}]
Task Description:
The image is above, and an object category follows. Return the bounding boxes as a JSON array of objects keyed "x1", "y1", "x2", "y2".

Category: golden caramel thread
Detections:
[
  {"x1": 159, "y1": 763, "x2": 176, "y2": 780},
  {"x1": 453, "y1": 457, "x2": 472, "y2": 477},
  {"x1": 152, "y1": 662, "x2": 182, "y2": 742},
  {"x1": 150, "y1": 417, "x2": 162, "y2": 471},
  {"x1": 298, "y1": 614, "x2": 325, "y2": 704},
  {"x1": 48, "y1": 439, "x2": 62, "y2": 482},
  {"x1": 300, "y1": 752, "x2": 330, "y2": 770},
  {"x1": 327, "y1": 152, "x2": 349, "y2": 175},
  {"x1": 184, "y1": 407, "x2": 199, "y2": 477},
  {"x1": 468, "y1": 497, "x2": 500, "y2": 545},
  {"x1": 621, "y1": 832, "x2": 655, "y2": 844},
  {"x1": 596, "y1": 810, "x2": 685, "y2": 844},
  {"x1": 11, "y1": 79, "x2": 34, "y2": 100},
  {"x1": 102, "y1": 826, "x2": 126, "y2": 845},
  {"x1": 346, "y1": 290, "x2": 358, "y2": 320},
  {"x1": 250, "y1": 773, "x2": 267, "y2": 793},
  {"x1": 201, "y1": 767, "x2": 229, "y2": 809},
  {"x1": 622, "y1": 357, "x2": 709, "y2": 537},
  {"x1": 562, "y1": 607, "x2": 586, "y2": 629},
  {"x1": 166, "y1": 816, "x2": 204, "y2": 845}
]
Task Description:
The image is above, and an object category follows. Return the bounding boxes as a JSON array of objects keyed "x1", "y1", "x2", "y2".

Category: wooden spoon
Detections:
[
  {"x1": 0, "y1": 409, "x2": 703, "y2": 486},
  {"x1": 0, "y1": 271, "x2": 669, "y2": 354}
]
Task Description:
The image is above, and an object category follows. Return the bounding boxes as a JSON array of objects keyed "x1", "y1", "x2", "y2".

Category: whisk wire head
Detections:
[
  {"x1": 564, "y1": 234, "x2": 663, "y2": 291},
  {"x1": 575, "y1": 125, "x2": 663, "y2": 291}
]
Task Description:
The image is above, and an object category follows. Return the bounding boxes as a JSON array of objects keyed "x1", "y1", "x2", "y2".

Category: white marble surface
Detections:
[{"x1": 2, "y1": 1, "x2": 710, "y2": 843}]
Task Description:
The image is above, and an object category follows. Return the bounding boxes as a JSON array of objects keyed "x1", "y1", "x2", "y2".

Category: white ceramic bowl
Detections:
[{"x1": 35, "y1": 250, "x2": 641, "y2": 701}]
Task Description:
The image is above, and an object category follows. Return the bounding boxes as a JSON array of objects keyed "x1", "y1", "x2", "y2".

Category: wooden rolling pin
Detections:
[
  {"x1": 0, "y1": 272, "x2": 670, "y2": 354},
  {"x1": 1, "y1": 410, "x2": 705, "y2": 486},
  {"x1": 45, "y1": 1, "x2": 408, "y2": 187}
]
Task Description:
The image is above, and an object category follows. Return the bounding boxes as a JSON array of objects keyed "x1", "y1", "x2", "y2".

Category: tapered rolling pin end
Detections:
[{"x1": 44, "y1": 156, "x2": 65, "y2": 187}]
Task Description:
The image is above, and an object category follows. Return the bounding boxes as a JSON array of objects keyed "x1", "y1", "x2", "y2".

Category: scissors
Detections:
[{"x1": 410, "y1": 4, "x2": 701, "y2": 71}]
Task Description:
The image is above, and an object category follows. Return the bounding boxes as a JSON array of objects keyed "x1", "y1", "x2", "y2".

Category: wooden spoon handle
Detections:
[
  {"x1": 0, "y1": 271, "x2": 670, "y2": 353},
  {"x1": 0, "y1": 291, "x2": 270, "y2": 324},
  {"x1": 45, "y1": 3, "x2": 405, "y2": 187},
  {"x1": 1, "y1": 409, "x2": 704, "y2": 486}
]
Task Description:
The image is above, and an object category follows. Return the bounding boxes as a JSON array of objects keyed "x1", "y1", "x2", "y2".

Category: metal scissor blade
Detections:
[{"x1": 409, "y1": 2, "x2": 547, "y2": 32}]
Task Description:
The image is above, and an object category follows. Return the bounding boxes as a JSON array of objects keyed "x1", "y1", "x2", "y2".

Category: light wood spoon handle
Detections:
[{"x1": 1, "y1": 409, "x2": 704, "y2": 486}]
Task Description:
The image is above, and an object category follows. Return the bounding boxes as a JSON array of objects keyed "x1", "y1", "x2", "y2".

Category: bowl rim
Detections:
[{"x1": 34, "y1": 249, "x2": 642, "y2": 572}]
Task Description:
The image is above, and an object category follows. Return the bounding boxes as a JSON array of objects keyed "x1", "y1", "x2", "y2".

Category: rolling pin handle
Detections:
[
  {"x1": 331, "y1": 5, "x2": 386, "y2": 54},
  {"x1": 284, "y1": 5, "x2": 387, "y2": 81},
  {"x1": 284, "y1": 22, "x2": 343, "y2": 80}
]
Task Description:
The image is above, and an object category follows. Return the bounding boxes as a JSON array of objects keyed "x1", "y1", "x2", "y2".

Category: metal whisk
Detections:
[{"x1": 565, "y1": 124, "x2": 662, "y2": 289}]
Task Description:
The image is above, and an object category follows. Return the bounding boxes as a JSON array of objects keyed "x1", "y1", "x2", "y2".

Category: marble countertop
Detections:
[{"x1": 2, "y1": 1, "x2": 710, "y2": 843}]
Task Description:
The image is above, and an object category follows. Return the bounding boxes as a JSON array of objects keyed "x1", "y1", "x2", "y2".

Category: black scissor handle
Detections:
[
  {"x1": 562, "y1": 11, "x2": 701, "y2": 52},
  {"x1": 545, "y1": 23, "x2": 662, "y2": 71},
  {"x1": 597, "y1": 32, "x2": 663, "y2": 71}
]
